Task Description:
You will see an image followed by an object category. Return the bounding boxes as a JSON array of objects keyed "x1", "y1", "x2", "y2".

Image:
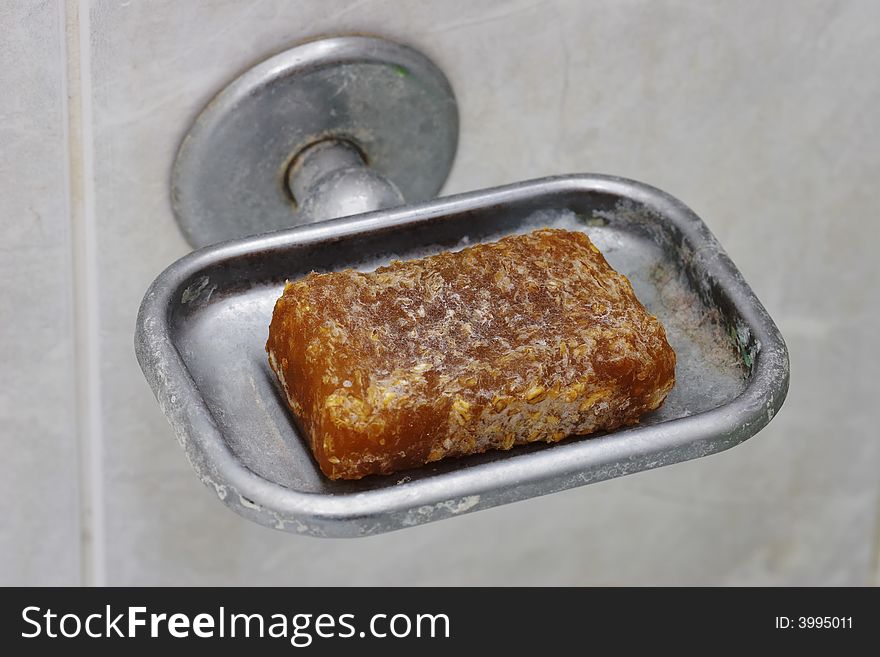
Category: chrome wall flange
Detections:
[{"x1": 172, "y1": 36, "x2": 459, "y2": 248}]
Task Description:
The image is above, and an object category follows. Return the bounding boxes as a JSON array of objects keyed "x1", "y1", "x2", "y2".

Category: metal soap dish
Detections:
[{"x1": 136, "y1": 36, "x2": 789, "y2": 537}]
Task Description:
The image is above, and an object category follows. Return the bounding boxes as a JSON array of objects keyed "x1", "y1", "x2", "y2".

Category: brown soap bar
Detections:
[{"x1": 267, "y1": 228, "x2": 675, "y2": 480}]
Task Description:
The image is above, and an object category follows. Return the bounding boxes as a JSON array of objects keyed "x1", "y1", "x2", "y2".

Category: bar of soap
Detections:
[{"x1": 267, "y1": 228, "x2": 675, "y2": 480}]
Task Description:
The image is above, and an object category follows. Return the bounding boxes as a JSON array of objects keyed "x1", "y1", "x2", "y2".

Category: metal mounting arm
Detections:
[{"x1": 171, "y1": 36, "x2": 458, "y2": 248}]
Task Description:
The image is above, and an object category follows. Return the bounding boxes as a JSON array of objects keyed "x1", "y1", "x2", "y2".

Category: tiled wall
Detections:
[
  {"x1": 0, "y1": 1, "x2": 79, "y2": 585},
  {"x1": 2, "y1": 0, "x2": 878, "y2": 585}
]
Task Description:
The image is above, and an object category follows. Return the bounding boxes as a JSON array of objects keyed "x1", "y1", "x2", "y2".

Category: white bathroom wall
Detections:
[
  {"x1": 1, "y1": 0, "x2": 878, "y2": 585},
  {"x1": 0, "y1": 1, "x2": 80, "y2": 585}
]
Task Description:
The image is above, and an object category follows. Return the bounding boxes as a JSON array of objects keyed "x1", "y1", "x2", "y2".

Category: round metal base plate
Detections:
[{"x1": 172, "y1": 36, "x2": 459, "y2": 248}]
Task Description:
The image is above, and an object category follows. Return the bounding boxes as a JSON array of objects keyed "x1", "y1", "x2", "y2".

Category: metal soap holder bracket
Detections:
[
  {"x1": 173, "y1": 36, "x2": 458, "y2": 246},
  {"x1": 138, "y1": 36, "x2": 790, "y2": 537}
]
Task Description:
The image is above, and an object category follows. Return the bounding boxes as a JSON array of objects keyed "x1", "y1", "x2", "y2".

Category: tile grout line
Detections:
[
  {"x1": 63, "y1": 0, "x2": 106, "y2": 587},
  {"x1": 870, "y1": 484, "x2": 880, "y2": 585}
]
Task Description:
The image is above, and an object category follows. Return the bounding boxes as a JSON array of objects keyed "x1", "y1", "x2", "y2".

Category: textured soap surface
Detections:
[{"x1": 266, "y1": 228, "x2": 676, "y2": 480}]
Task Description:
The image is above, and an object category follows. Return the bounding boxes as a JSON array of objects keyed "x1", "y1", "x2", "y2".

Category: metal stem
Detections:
[{"x1": 286, "y1": 140, "x2": 405, "y2": 224}]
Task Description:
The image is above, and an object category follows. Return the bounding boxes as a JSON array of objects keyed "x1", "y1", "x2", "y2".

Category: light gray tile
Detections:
[
  {"x1": 0, "y1": 2, "x2": 80, "y2": 585},
  {"x1": 89, "y1": 0, "x2": 880, "y2": 584}
]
